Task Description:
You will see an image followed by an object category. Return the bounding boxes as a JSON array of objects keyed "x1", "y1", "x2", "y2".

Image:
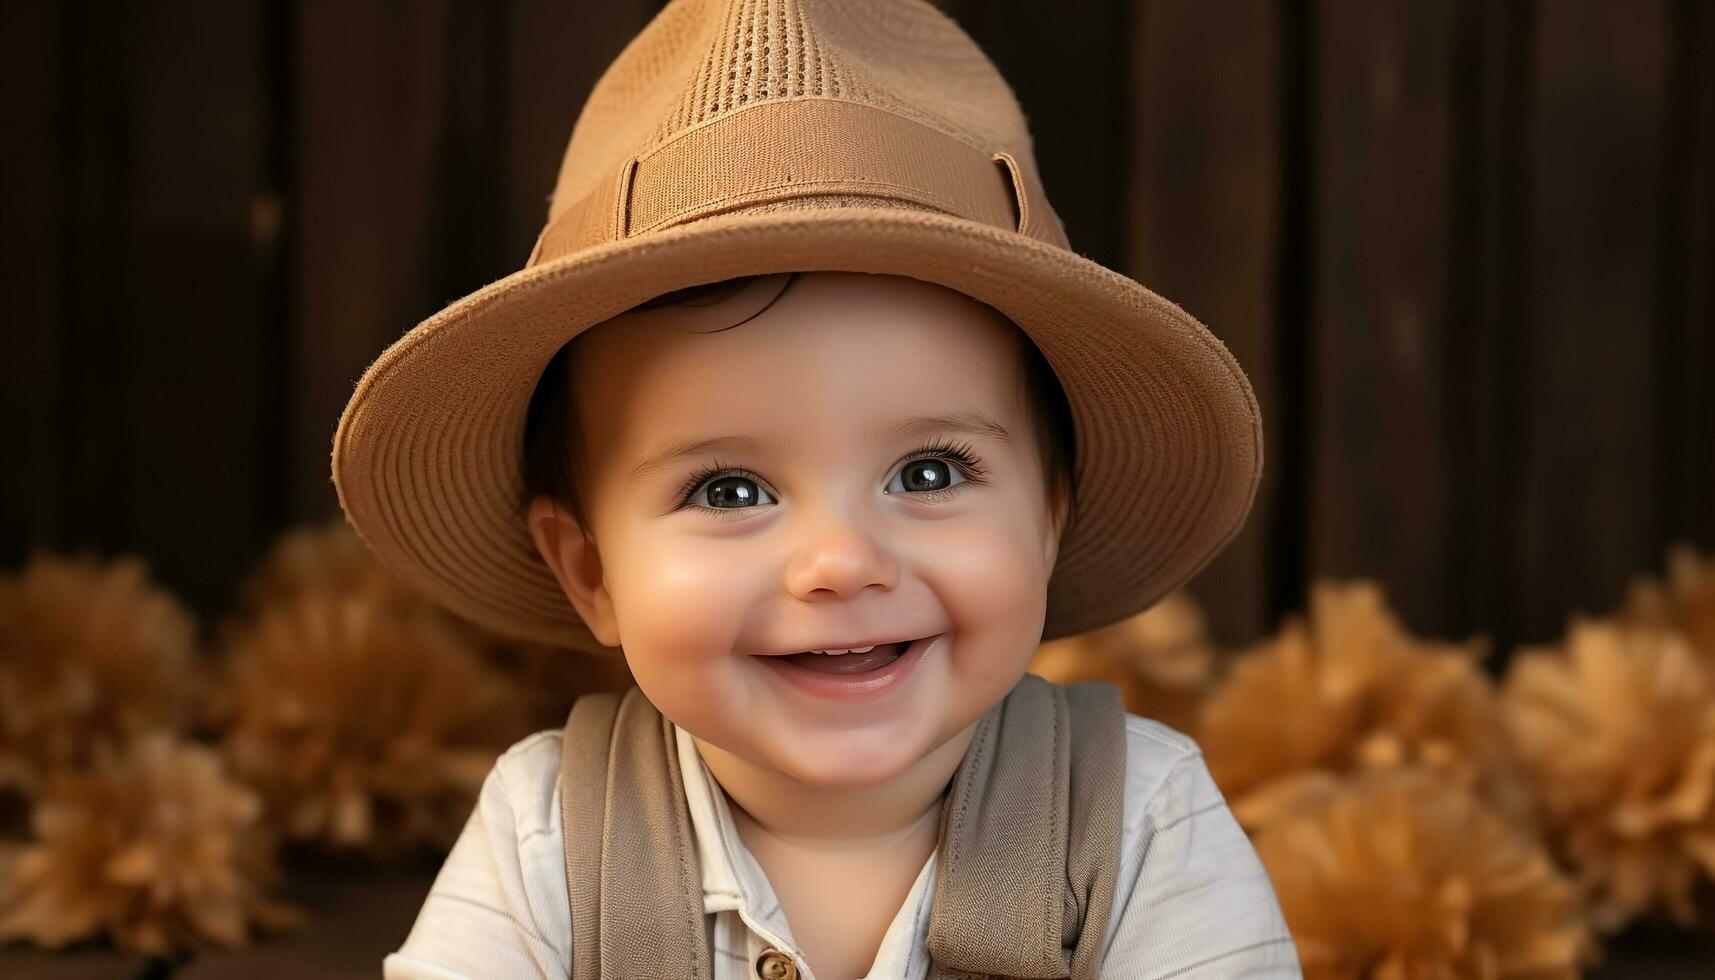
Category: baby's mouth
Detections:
[{"x1": 774, "y1": 641, "x2": 913, "y2": 675}]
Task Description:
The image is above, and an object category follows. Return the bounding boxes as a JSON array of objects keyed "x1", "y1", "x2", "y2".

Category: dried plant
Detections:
[
  {"x1": 1619, "y1": 544, "x2": 1715, "y2": 668},
  {"x1": 212, "y1": 592, "x2": 525, "y2": 856},
  {"x1": 230, "y1": 518, "x2": 632, "y2": 732},
  {"x1": 1029, "y1": 591, "x2": 1215, "y2": 733},
  {"x1": 1196, "y1": 581, "x2": 1531, "y2": 833},
  {"x1": 0, "y1": 554, "x2": 199, "y2": 796},
  {"x1": 1502, "y1": 619, "x2": 1715, "y2": 932},
  {"x1": 1255, "y1": 767, "x2": 1595, "y2": 979},
  {"x1": 0, "y1": 733, "x2": 297, "y2": 954},
  {"x1": 232, "y1": 518, "x2": 424, "y2": 620}
]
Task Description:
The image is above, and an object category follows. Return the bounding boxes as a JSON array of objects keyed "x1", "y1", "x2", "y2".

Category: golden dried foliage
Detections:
[
  {"x1": 1028, "y1": 591, "x2": 1214, "y2": 732},
  {"x1": 230, "y1": 518, "x2": 632, "y2": 732},
  {"x1": 1255, "y1": 768, "x2": 1596, "y2": 980},
  {"x1": 1618, "y1": 544, "x2": 1715, "y2": 668},
  {"x1": 1502, "y1": 619, "x2": 1715, "y2": 933},
  {"x1": 0, "y1": 554, "x2": 199, "y2": 796},
  {"x1": 212, "y1": 593, "x2": 525, "y2": 856},
  {"x1": 0, "y1": 733, "x2": 297, "y2": 955},
  {"x1": 1196, "y1": 581, "x2": 1531, "y2": 834},
  {"x1": 234, "y1": 518, "x2": 425, "y2": 619}
]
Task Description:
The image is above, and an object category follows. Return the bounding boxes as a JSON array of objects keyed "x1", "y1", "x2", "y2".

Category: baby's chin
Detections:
[
  {"x1": 738, "y1": 706, "x2": 979, "y2": 790},
  {"x1": 766, "y1": 735, "x2": 937, "y2": 789}
]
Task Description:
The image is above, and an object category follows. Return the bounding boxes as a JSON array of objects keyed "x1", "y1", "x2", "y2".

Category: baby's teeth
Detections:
[{"x1": 813, "y1": 644, "x2": 876, "y2": 655}]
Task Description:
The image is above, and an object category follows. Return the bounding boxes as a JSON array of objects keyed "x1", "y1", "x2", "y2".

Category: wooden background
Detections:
[{"x1": 3, "y1": 0, "x2": 1711, "y2": 666}]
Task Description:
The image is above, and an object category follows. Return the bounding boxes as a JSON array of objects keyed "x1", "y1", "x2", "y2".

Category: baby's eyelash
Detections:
[
  {"x1": 907, "y1": 438, "x2": 989, "y2": 484},
  {"x1": 674, "y1": 439, "x2": 989, "y2": 509},
  {"x1": 675, "y1": 455, "x2": 756, "y2": 507}
]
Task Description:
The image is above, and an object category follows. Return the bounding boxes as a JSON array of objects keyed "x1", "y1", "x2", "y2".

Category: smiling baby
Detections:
[{"x1": 334, "y1": 1, "x2": 1301, "y2": 978}]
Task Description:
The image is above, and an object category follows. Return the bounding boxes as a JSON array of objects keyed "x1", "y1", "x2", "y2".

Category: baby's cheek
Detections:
[
  {"x1": 606, "y1": 532, "x2": 757, "y2": 663},
  {"x1": 915, "y1": 521, "x2": 1049, "y2": 656}
]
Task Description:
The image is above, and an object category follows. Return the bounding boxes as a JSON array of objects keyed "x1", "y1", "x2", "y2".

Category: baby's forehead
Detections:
[
  {"x1": 564, "y1": 272, "x2": 1036, "y2": 443},
  {"x1": 570, "y1": 271, "x2": 1028, "y2": 378}
]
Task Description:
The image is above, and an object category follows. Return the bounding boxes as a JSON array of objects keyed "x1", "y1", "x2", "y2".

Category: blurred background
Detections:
[{"x1": 2, "y1": 0, "x2": 1712, "y2": 977}]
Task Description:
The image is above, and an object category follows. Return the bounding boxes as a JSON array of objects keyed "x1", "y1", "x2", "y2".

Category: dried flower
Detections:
[
  {"x1": 0, "y1": 554, "x2": 199, "y2": 796},
  {"x1": 0, "y1": 733, "x2": 297, "y2": 954},
  {"x1": 231, "y1": 519, "x2": 631, "y2": 732},
  {"x1": 1029, "y1": 591, "x2": 1215, "y2": 732},
  {"x1": 233, "y1": 519, "x2": 424, "y2": 619},
  {"x1": 1619, "y1": 544, "x2": 1715, "y2": 667},
  {"x1": 1255, "y1": 768, "x2": 1595, "y2": 979},
  {"x1": 1197, "y1": 581, "x2": 1529, "y2": 833},
  {"x1": 1502, "y1": 619, "x2": 1715, "y2": 932},
  {"x1": 213, "y1": 593, "x2": 525, "y2": 855}
]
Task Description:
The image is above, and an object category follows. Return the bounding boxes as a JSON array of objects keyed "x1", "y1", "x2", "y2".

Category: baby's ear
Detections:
[
  {"x1": 526, "y1": 496, "x2": 621, "y2": 647},
  {"x1": 1043, "y1": 483, "x2": 1071, "y2": 571}
]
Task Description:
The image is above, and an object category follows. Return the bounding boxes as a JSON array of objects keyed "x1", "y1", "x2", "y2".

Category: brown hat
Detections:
[{"x1": 331, "y1": 0, "x2": 1263, "y2": 655}]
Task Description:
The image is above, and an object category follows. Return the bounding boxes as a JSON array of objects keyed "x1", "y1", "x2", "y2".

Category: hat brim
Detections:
[{"x1": 332, "y1": 205, "x2": 1262, "y2": 654}]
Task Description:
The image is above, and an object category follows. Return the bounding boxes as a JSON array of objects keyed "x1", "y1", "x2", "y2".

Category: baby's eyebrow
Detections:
[{"x1": 627, "y1": 410, "x2": 1013, "y2": 485}]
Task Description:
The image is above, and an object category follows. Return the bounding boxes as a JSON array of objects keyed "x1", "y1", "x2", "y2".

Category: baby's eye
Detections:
[
  {"x1": 694, "y1": 474, "x2": 778, "y2": 510},
  {"x1": 884, "y1": 457, "x2": 968, "y2": 495},
  {"x1": 680, "y1": 450, "x2": 980, "y2": 514}
]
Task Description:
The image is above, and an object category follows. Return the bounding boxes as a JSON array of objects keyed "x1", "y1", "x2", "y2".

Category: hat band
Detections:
[{"x1": 527, "y1": 97, "x2": 1061, "y2": 266}]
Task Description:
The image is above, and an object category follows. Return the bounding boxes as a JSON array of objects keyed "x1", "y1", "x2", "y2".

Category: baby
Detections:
[{"x1": 334, "y1": 1, "x2": 1301, "y2": 977}]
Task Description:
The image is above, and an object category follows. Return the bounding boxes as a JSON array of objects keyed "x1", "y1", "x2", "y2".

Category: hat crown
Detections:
[{"x1": 534, "y1": 0, "x2": 1068, "y2": 263}]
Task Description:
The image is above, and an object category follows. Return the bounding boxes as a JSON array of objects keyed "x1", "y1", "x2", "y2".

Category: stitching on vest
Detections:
[
  {"x1": 943, "y1": 707, "x2": 996, "y2": 879},
  {"x1": 658, "y1": 707, "x2": 707, "y2": 966},
  {"x1": 1046, "y1": 685, "x2": 1066, "y2": 965}
]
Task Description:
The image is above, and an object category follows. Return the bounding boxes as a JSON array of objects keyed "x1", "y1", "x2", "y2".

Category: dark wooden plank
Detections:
[
  {"x1": 1658, "y1": 0, "x2": 1715, "y2": 555},
  {"x1": 500, "y1": 0, "x2": 661, "y2": 265},
  {"x1": 938, "y1": 0, "x2": 1131, "y2": 268},
  {"x1": 1516, "y1": 0, "x2": 1668, "y2": 642},
  {"x1": 1589, "y1": 917, "x2": 1715, "y2": 979},
  {"x1": 1126, "y1": 0, "x2": 1282, "y2": 646},
  {"x1": 119, "y1": 0, "x2": 270, "y2": 615},
  {"x1": 1310, "y1": 0, "x2": 1459, "y2": 636},
  {"x1": 289, "y1": 0, "x2": 453, "y2": 522},
  {"x1": 1444, "y1": 0, "x2": 1530, "y2": 654},
  {"x1": 431, "y1": 0, "x2": 510, "y2": 296},
  {"x1": 46, "y1": 2, "x2": 133, "y2": 559},
  {"x1": 0, "y1": 946, "x2": 151, "y2": 980},
  {"x1": 171, "y1": 866, "x2": 439, "y2": 980},
  {"x1": 0, "y1": 1, "x2": 69, "y2": 562}
]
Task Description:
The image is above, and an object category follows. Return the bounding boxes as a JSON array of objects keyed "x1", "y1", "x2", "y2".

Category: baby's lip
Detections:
[{"x1": 750, "y1": 633, "x2": 935, "y2": 657}]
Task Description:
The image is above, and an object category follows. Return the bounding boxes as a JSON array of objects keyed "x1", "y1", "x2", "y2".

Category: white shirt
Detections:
[{"x1": 383, "y1": 712, "x2": 1302, "y2": 979}]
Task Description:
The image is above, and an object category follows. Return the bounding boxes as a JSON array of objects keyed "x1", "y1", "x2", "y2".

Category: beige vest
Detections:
[{"x1": 557, "y1": 672, "x2": 1126, "y2": 980}]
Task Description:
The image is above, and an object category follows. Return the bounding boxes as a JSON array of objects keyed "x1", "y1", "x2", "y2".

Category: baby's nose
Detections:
[{"x1": 783, "y1": 522, "x2": 900, "y2": 600}]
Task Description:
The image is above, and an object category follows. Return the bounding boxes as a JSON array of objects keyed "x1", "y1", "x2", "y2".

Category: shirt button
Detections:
[{"x1": 754, "y1": 947, "x2": 799, "y2": 980}]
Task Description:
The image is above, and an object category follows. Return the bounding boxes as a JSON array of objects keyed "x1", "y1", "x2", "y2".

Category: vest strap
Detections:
[
  {"x1": 558, "y1": 672, "x2": 1126, "y2": 980},
  {"x1": 559, "y1": 687, "x2": 712, "y2": 980},
  {"x1": 925, "y1": 674, "x2": 1126, "y2": 980}
]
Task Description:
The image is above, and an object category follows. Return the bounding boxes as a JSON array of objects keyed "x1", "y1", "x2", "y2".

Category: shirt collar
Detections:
[{"x1": 673, "y1": 721, "x2": 939, "y2": 980}]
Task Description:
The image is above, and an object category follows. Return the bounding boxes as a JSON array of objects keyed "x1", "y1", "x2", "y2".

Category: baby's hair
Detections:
[{"x1": 521, "y1": 273, "x2": 1078, "y2": 539}]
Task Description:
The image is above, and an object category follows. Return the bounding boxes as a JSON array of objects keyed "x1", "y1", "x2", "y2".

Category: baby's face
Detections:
[{"x1": 535, "y1": 271, "x2": 1064, "y2": 789}]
